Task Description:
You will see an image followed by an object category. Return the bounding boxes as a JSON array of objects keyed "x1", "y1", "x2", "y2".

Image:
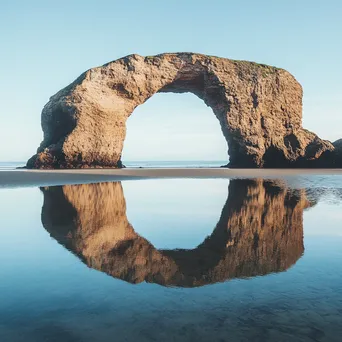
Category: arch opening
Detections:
[{"x1": 122, "y1": 92, "x2": 229, "y2": 167}]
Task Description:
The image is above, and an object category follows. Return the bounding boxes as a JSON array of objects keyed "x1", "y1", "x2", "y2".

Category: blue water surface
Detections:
[{"x1": 0, "y1": 178, "x2": 341, "y2": 342}]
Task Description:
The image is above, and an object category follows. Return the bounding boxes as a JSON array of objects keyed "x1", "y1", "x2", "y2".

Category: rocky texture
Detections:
[
  {"x1": 332, "y1": 139, "x2": 342, "y2": 167},
  {"x1": 26, "y1": 53, "x2": 336, "y2": 169},
  {"x1": 41, "y1": 179, "x2": 312, "y2": 287},
  {"x1": 333, "y1": 139, "x2": 342, "y2": 149}
]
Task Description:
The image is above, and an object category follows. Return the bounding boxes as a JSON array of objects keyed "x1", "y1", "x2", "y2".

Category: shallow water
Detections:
[
  {"x1": 0, "y1": 177, "x2": 342, "y2": 341},
  {"x1": 0, "y1": 160, "x2": 228, "y2": 170}
]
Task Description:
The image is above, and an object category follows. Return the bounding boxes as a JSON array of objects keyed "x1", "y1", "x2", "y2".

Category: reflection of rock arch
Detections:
[
  {"x1": 41, "y1": 179, "x2": 311, "y2": 287},
  {"x1": 27, "y1": 53, "x2": 333, "y2": 169}
]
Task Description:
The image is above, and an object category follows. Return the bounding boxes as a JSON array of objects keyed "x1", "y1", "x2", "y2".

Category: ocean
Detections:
[
  {"x1": 0, "y1": 160, "x2": 228, "y2": 170},
  {"x1": 0, "y1": 176, "x2": 342, "y2": 341}
]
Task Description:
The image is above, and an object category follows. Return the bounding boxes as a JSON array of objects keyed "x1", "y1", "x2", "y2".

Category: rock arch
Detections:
[{"x1": 26, "y1": 53, "x2": 333, "y2": 168}]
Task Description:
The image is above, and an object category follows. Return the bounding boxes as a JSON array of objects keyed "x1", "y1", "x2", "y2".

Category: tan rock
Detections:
[{"x1": 26, "y1": 53, "x2": 334, "y2": 168}]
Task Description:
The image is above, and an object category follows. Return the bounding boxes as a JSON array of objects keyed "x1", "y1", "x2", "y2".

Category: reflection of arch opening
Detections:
[{"x1": 122, "y1": 93, "x2": 228, "y2": 166}]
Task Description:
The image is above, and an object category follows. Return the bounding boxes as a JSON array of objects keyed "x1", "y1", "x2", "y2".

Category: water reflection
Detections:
[{"x1": 41, "y1": 179, "x2": 312, "y2": 287}]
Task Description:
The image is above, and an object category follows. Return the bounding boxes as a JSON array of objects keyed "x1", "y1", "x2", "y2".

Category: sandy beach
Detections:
[{"x1": 1, "y1": 168, "x2": 342, "y2": 188}]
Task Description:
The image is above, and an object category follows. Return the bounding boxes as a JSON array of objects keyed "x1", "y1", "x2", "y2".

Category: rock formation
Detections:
[
  {"x1": 332, "y1": 139, "x2": 342, "y2": 166},
  {"x1": 41, "y1": 179, "x2": 311, "y2": 287},
  {"x1": 26, "y1": 53, "x2": 337, "y2": 169}
]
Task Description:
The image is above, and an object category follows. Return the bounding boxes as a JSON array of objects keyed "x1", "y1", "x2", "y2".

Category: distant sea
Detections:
[
  {"x1": 0, "y1": 162, "x2": 25, "y2": 170},
  {"x1": 0, "y1": 160, "x2": 227, "y2": 170}
]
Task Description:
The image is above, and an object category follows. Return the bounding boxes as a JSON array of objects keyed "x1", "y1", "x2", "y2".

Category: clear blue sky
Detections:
[{"x1": 1, "y1": 0, "x2": 341, "y2": 161}]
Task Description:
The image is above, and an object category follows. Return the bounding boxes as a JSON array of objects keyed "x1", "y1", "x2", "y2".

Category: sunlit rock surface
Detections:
[
  {"x1": 41, "y1": 179, "x2": 312, "y2": 287},
  {"x1": 26, "y1": 53, "x2": 336, "y2": 169}
]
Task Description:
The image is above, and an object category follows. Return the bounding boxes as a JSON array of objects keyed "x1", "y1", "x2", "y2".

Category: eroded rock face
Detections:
[
  {"x1": 332, "y1": 139, "x2": 342, "y2": 167},
  {"x1": 41, "y1": 179, "x2": 311, "y2": 287},
  {"x1": 26, "y1": 53, "x2": 334, "y2": 168}
]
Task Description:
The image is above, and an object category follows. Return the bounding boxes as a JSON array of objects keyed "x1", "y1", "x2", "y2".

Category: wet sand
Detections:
[{"x1": 1, "y1": 168, "x2": 342, "y2": 188}]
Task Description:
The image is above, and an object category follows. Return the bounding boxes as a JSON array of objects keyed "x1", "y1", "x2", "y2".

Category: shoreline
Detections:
[{"x1": 1, "y1": 168, "x2": 342, "y2": 188}]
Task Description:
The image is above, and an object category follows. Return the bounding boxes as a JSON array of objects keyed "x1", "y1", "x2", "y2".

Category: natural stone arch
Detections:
[{"x1": 26, "y1": 53, "x2": 333, "y2": 168}]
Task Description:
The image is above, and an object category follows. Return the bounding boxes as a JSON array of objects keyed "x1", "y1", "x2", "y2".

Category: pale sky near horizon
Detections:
[{"x1": 0, "y1": 0, "x2": 341, "y2": 161}]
